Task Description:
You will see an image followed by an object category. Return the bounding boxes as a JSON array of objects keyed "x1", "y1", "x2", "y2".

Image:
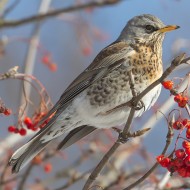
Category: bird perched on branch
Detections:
[{"x1": 9, "y1": 14, "x2": 179, "y2": 173}]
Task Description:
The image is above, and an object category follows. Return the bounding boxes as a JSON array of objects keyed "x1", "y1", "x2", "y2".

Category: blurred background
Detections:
[{"x1": 0, "y1": 0, "x2": 190, "y2": 189}]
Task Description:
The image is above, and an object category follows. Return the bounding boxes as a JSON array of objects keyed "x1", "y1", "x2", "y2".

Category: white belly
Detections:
[{"x1": 73, "y1": 84, "x2": 161, "y2": 128}]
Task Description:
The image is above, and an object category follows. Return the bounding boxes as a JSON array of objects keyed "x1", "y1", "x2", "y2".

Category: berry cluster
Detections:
[
  {"x1": 8, "y1": 126, "x2": 27, "y2": 136},
  {"x1": 157, "y1": 141, "x2": 190, "y2": 178},
  {"x1": 162, "y1": 80, "x2": 174, "y2": 90},
  {"x1": 2, "y1": 108, "x2": 12, "y2": 116},
  {"x1": 174, "y1": 94, "x2": 188, "y2": 108},
  {"x1": 0, "y1": 104, "x2": 12, "y2": 116},
  {"x1": 7, "y1": 112, "x2": 48, "y2": 136},
  {"x1": 157, "y1": 119, "x2": 190, "y2": 177},
  {"x1": 162, "y1": 80, "x2": 189, "y2": 108}
]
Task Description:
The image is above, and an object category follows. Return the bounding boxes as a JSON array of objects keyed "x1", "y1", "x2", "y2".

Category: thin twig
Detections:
[
  {"x1": 55, "y1": 170, "x2": 91, "y2": 190},
  {"x1": 0, "y1": 0, "x2": 122, "y2": 28},
  {"x1": 123, "y1": 117, "x2": 174, "y2": 190},
  {"x1": 103, "y1": 169, "x2": 146, "y2": 190},
  {"x1": 0, "y1": 175, "x2": 22, "y2": 186},
  {"x1": 83, "y1": 140, "x2": 121, "y2": 190},
  {"x1": 1, "y1": 0, "x2": 22, "y2": 18}
]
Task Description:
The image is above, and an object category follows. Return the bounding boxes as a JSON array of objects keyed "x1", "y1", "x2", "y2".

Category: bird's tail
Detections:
[{"x1": 9, "y1": 134, "x2": 50, "y2": 173}]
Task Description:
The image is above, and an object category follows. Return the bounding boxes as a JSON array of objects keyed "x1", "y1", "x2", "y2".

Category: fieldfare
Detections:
[{"x1": 9, "y1": 14, "x2": 179, "y2": 173}]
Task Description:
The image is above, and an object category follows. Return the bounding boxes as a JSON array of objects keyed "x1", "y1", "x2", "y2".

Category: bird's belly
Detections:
[
  {"x1": 73, "y1": 84, "x2": 161, "y2": 129},
  {"x1": 73, "y1": 92, "x2": 131, "y2": 128}
]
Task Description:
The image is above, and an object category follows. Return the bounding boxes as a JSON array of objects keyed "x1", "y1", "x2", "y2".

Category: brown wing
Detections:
[{"x1": 33, "y1": 41, "x2": 131, "y2": 129}]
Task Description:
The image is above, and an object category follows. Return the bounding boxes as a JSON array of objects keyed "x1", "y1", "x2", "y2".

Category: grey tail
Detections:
[
  {"x1": 8, "y1": 134, "x2": 50, "y2": 173},
  {"x1": 57, "y1": 125, "x2": 96, "y2": 150},
  {"x1": 9, "y1": 125, "x2": 96, "y2": 173},
  {"x1": 9, "y1": 111, "x2": 60, "y2": 173}
]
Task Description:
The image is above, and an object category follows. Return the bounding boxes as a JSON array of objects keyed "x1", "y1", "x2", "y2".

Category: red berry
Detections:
[
  {"x1": 31, "y1": 126, "x2": 38, "y2": 131},
  {"x1": 82, "y1": 47, "x2": 92, "y2": 56},
  {"x1": 160, "y1": 157, "x2": 171, "y2": 168},
  {"x1": 186, "y1": 167, "x2": 190, "y2": 177},
  {"x1": 24, "y1": 117, "x2": 33, "y2": 129},
  {"x1": 24, "y1": 117, "x2": 31, "y2": 124},
  {"x1": 32, "y1": 155, "x2": 42, "y2": 164},
  {"x1": 174, "y1": 94, "x2": 182, "y2": 103},
  {"x1": 174, "y1": 158, "x2": 184, "y2": 167},
  {"x1": 183, "y1": 119, "x2": 188, "y2": 126},
  {"x1": 8, "y1": 125, "x2": 16, "y2": 133},
  {"x1": 186, "y1": 148, "x2": 190, "y2": 155},
  {"x1": 186, "y1": 133, "x2": 190, "y2": 139},
  {"x1": 173, "y1": 121, "x2": 183, "y2": 130},
  {"x1": 185, "y1": 156, "x2": 190, "y2": 166},
  {"x1": 156, "y1": 155, "x2": 164, "y2": 163},
  {"x1": 42, "y1": 54, "x2": 50, "y2": 64},
  {"x1": 4, "y1": 108, "x2": 12, "y2": 116},
  {"x1": 19, "y1": 128, "x2": 27, "y2": 136},
  {"x1": 175, "y1": 149, "x2": 186, "y2": 159},
  {"x1": 187, "y1": 128, "x2": 190, "y2": 136},
  {"x1": 178, "y1": 96, "x2": 188, "y2": 108},
  {"x1": 44, "y1": 163, "x2": 52, "y2": 173},
  {"x1": 183, "y1": 140, "x2": 190, "y2": 149},
  {"x1": 162, "y1": 80, "x2": 173, "y2": 90},
  {"x1": 167, "y1": 161, "x2": 178, "y2": 173},
  {"x1": 48, "y1": 63, "x2": 57, "y2": 72},
  {"x1": 178, "y1": 167, "x2": 187, "y2": 177}
]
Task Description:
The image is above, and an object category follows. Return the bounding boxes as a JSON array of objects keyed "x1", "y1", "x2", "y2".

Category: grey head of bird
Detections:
[{"x1": 118, "y1": 14, "x2": 179, "y2": 50}]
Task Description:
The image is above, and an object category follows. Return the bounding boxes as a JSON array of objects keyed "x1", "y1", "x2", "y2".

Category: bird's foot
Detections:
[
  {"x1": 136, "y1": 100, "x2": 145, "y2": 110},
  {"x1": 132, "y1": 100, "x2": 145, "y2": 111}
]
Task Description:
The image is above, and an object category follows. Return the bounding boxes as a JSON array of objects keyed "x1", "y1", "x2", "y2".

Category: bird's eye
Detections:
[{"x1": 145, "y1": 25, "x2": 156, "y2": 33}]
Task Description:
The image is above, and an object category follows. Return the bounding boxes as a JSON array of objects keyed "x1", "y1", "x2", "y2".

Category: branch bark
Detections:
[{"x1": 0, "y1": 0, "x2": 122, "y2": 29}]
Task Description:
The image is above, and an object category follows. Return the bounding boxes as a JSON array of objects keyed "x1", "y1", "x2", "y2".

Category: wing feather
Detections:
[{"x1": 31, "y1": 41, "x2": 133, "y2": 131}]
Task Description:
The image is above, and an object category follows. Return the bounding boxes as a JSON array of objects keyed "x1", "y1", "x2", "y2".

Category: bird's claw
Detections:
[{"x1": 134, "y1": 100, "x2": 145, "y2": 110}]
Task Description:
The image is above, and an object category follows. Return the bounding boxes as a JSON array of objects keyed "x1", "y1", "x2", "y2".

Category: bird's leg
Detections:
[{"x1": 128, "y1": 70, "x2": 145, "y2": 111}]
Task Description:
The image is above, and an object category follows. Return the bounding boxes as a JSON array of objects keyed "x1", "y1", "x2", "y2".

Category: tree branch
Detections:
[
  {"x1": 0, "y1": 0, "x2": 123, "y2": 29},
  {"x1": 123, "y1": 120, "x2": 174, "y2": 190}
]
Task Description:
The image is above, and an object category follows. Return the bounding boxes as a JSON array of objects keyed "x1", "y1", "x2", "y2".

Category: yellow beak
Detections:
[{"x1": 158, "y1": 25, "x2": 180, "y2": 33}]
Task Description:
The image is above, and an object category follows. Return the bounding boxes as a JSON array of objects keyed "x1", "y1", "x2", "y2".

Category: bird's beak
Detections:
[{"x1": 158, "y1": 25, "x2": 180, "y2": 33}]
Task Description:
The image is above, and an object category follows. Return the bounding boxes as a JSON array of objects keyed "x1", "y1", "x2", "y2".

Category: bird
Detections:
[{"x1": 9, "y1": 14, "x2": 179, "y2": 173}]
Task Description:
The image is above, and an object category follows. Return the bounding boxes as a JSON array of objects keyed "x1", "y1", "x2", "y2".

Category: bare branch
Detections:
[
  {"x1": 0, "y1": 0, "x2": 123, "y2": 29},
  {"x1": 123, "y1": 116, "x2": 174, "y2": 190}
]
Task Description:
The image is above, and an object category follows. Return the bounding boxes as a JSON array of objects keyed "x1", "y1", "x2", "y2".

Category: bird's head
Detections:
[{"x1": 118, "y1": 14, "x2": 179, "y2": 49}]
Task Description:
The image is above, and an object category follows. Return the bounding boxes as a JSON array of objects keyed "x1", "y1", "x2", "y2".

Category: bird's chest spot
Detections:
[{"x1": 131, "y1": 46, "x2": 163, "y2": 83}]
